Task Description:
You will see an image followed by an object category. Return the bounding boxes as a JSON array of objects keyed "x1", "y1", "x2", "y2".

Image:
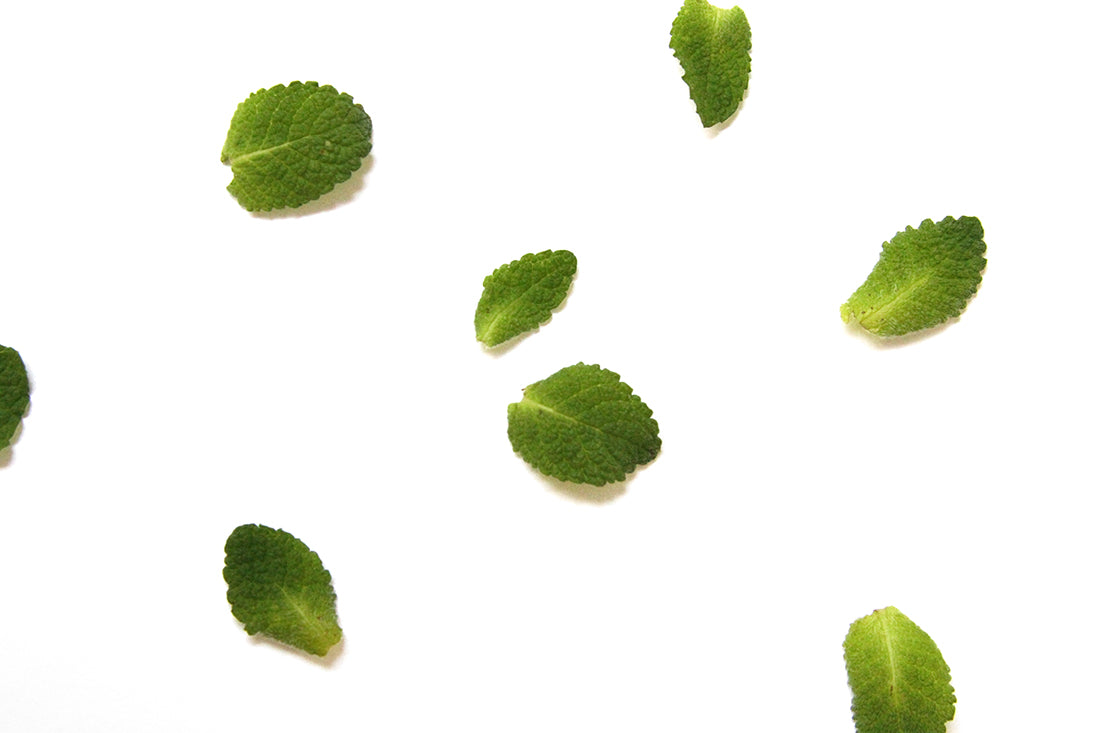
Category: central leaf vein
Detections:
[
  {"x1": 861, "y1": 271, "x2": 932, "y2": 328},
  {"x1": 228, "y1": 119, "x2": 361, "y2": 166},
  {"x1": 277, "y1": 584, "x2": 326, "y2": 637},
  {"x1": 880, "y1": 614, "x2": 900, "y2": 705},
  {"x1": 482, "y1": 270, "x2": 561, "y2": 342}
]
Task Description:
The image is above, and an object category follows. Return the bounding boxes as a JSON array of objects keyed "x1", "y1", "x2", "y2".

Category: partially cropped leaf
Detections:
[
  {"x1": 670, "y1": 0, "x2": 752, "y2": 127},
  {"x1": 221, "y1": 81, "x2": 372, "y2": 211},
  {"x1": 0, "y1": 345, "x2": 29, "y2": 451},
  {"x1": 841, "y1": 216, "x2": 987, "y2": 337},
  {"x1": 844, "y1": 606, "x2": 956, "y2": 733},
  {"x1": 508, "y1": 363, "x2": 661, "y2": 486},
  {"x1": 475, "y1": 250, "x2": 577, "y2": 347},
  {"x1": 223, "y1": 524, "x2": 342, "y2": 657}
]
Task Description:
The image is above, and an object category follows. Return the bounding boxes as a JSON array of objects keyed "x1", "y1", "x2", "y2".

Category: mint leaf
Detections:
[
  {"x1": 221, "y1": 81, "x2": 372, "y2": 211},
  {"x1": 475, "y1": 250, "x2": 577, "y2": 347},
  {"x1": 670, "y1": 0, "x2": 752, "y2": 127},
  {"x1": 841, "y1": 216, "x2": 987, "y2": 336},
  {"x1": 844, "y1": 606, "x2": 956, "y2": 733},
  {"x1": 223, "y1": 524, "x2": 342, "y2": 657},
  {"x1": 0, "y1": 345, "x2": 29, "y2": 451},
  {"x1": 507, "y1": 363, "x2": 661, "y2": 486}
]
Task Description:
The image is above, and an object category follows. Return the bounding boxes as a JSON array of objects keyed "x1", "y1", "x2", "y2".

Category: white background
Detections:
[{"x1": 1, "y1": 0, "x2": 1097, "y2": 730}]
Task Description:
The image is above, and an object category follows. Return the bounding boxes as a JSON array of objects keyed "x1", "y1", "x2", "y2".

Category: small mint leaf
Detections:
[
  {"x1": 670, "y1": 0, "x2": 752, "y2": 127},
  {"x1": 221, "y1": 81, "x2": 372, "y2": 211},
  {"x1": 507, "y1": 363, "x2": 661, "y2": 486},
  {"x1": 475, "y1": 250, "x2": 577, "y2": 347},
  {"x1": 223, "y1": 524, "x2": 342, "y2": 657},
  {"x1": 841, "y1": 216, "x2": 987, "y2": 336},
  {"x1": 844, "y1": 607, "x2": 956, "y2": 733},
  {"x1": 0, "y1": 345, "x2": 29, "y2": 451}
]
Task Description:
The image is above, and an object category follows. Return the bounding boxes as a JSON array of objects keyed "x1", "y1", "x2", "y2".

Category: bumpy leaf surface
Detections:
[
  {"x1": 841, "y1": 216, "x2": 986, "y2": 336},
  {"x1": 670, "y1": 0, "x2": 752, "y2": 127},
  {"x1": 0, "y1": 345, "x2": 29, "y2": 450},
  {"x1": 221, "y1": 81, "x2": 372, "y2": 211},
  {"x1": 224, "y1": 524, "x2": 342, "y2": 656},
  {"x1": 475, "y1": 250, "x2": 577, "y2": 347},
  {"x1": 508, "y1": 363, "x2": 661, "y2": 486},
  {"x1": 844, "y1": 607, "x2": 956, "y2": 733}
]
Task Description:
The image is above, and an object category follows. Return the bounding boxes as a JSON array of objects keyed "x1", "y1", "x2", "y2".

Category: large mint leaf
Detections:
[
  {"x1": 507, "y1": 363, "x2": 661, "y2": 486},
  {"x1": 0, "y1": 345, "x2": 29, "y2": 451},
  {"x1": 221, "y1": 81, "x2": 372, "y2": 211},
  {"x1": 475, "y1": 250, "x2": 577, "y2": 347},
  {"x1": 670, "y1": 0, "x2": 752, "y2": 127},
  {"x1": 844, "y1": 607, "x2": 956, "y2": 733},
  {"x1": 224, "y1": 524, "x2": 342, "y2": 657},
  {"x1": 841, "y1": 216, "x2": 987, "y2": 336}
]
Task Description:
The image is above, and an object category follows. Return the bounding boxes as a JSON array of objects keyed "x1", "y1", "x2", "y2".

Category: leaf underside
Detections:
[
  {"x1": 841, "y1": 215, "x2": 987, "y2": 336},
  {"x1": 221, "y1": 81, "x2": 373, "y2": 211},
  {"x1": 475, "y1": 250, "x2": 577, "y2": 347},
  {"x1": 223, "y1": 524, "x2": 342, "y2": 657},
  {"x1": 844, "y1": 606, "x2": 956, "y2": 733},
  {"x1": 507, "y1": 363, "x2": 661, "y2": 486},
  {"x1": 670, "y1": 0, "x2": 752, "y2": 127},
  {"x1": 0, "y1": 345, "x2": 30, "y2": 450}
]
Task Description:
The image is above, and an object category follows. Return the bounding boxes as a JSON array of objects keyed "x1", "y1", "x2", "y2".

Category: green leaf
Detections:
[
  {"x1": 844, "y1": 606, "x2": 956, "y2": 733},
  {"x1": 223, "y1": 524, "x2": 342, "y2": 657},
  {"x1": 670, "y1": 0, "x2": 752, "y2": 127},
  {"x1": 841, "y1": 216, "x2": 987, "y2": 337},
  {"x1": 507, "y1": 363, "x2": 661, "y2": 486},
  {"x1": 0, "y1": 345, "x2": 29, "y2": 451},
  {"x1": 475, "y1": 250, "x2": 577, "y2": 347},
  {"x1": 221, "y1": 81, "x2": 372, "y2": 211}
]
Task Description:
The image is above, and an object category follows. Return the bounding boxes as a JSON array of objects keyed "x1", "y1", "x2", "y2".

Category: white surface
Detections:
[{"x1": 1, "y1": 0, "x2": 1097, "y2": 730}]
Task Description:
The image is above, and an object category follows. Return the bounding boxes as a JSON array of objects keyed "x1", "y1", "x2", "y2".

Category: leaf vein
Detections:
[
  {"x1": 228, "y1": 118, "x2": 364, "y2": 166},
  {"x1": 481, "y1": 270, "x2": 565, "y2": 343}
]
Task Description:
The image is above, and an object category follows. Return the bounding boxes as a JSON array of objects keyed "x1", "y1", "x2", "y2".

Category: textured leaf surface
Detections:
[
  {"x1": 844, "y1": 607, "x2": 956, "y2": 733},
  {"x1": 224, "y1": 524, "x2": 342, "y2": 656},
  {"x1": 508, "y1": 363, "x2": 661, "y2": 486},
  {"x1": 221, "y1": 81, "x2": 372, "y2": 211},
  {"x1": 841, "y1": 216, "x2": 986, "y2": 336},
  {"x1": 475, "y1": 250, "x2": 577, "y2": 347},
  {"x1": 0, "y1": 345, "x2": 29, "y2": 450},
  {"x1": 670, "y1": 0, "x2": 752, "y2": 127}
]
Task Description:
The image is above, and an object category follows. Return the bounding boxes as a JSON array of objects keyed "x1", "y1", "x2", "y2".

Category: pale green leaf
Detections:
[
  {"x1": 223, "y1": 524, "x2": 342, "y2": 657},
  {"x1": 221, "y1": 81, "x2": 372, "y2": 211},
  {"x1": 475, "y1": 250, "x2": 577, "y2": 347},
  {"x1": 670, "y1": 0, "x2": 752, "y2": 127},
  {"x1": 844, "y1": 606, "x2": 956, "y2": 733},
  {"x1": 508, "y1": 363, "x2": 661, "y2": 486},
  {"x1": 0, "y1": 345, "x2": 29, "y2": 451},
  {"x1": 841, "y1": 216, "x2": 987, "y2": 336}
]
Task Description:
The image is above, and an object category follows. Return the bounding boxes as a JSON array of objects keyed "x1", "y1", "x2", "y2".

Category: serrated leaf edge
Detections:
[
  {"x1": 221, "y1": 81, "x2": 372, "y2": 212},
  {"x1": 670, "y1": 0, "x2": 752, "y2": 127},
  {"x1": 509, "y1": 363, "x2": 661, "y2": 486},
  {"x1": 476, "y1": 250, "x2": 577, "y2": 347},
  {"x1": 844, "y1": 606, "x2": 956, "y2": 733},
  {"x1": 841, "y1": 216, "x2": 987, "y2": 337},
  {"x1": 223, "y1": 524, "x2": 342, "y2": 657}
]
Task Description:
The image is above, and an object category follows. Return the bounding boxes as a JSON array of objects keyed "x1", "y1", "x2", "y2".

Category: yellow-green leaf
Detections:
[
  {"x1": 670, "y1": 0, "x2": 752, "y2": 127},
  {"x1": 844, "y1": 607, "x2": 956, "y2": 733}
]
